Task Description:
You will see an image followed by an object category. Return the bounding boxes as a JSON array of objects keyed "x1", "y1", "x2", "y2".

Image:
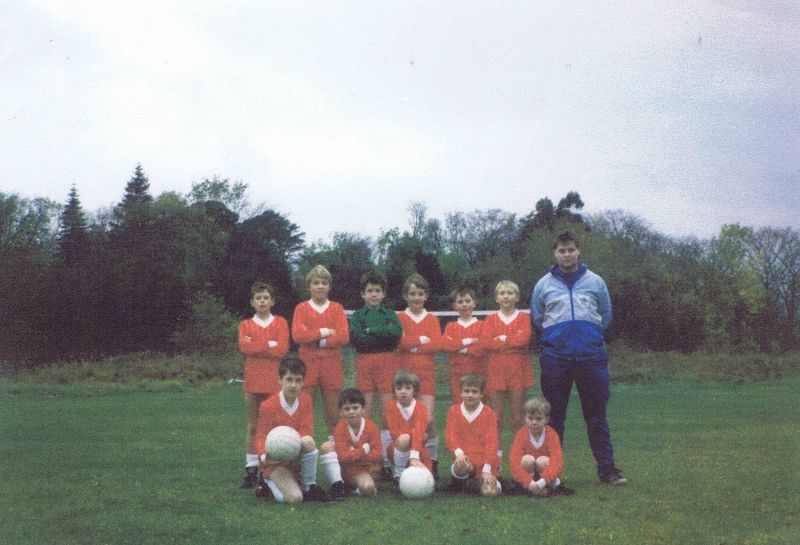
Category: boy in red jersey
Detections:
[
  {"x1": 396, "y1": 273, "x2": 442, "y2": 477},
  {"x1": 292, "y1": 264, "x2": 349, "y2": 437},
  {"x1": 441, "y1": 287, "x2": 486, "y2": 404},
  {"x1": 445, "y1": 374, "x2": 500, "y2": 497},
  {"x1": 319, "y1": 388, "x2": 382, "y2": 499},
  {"x1": 254, "y1": 355, "x2": 328, "y2": 503},
  {"x1": 238, "y1": 282, "x2": 289, "y2": 489},
  {"x1": 383, "y1": 370, "x2": 433, "y2": 481},
  {"x1": 480, "y1": 280, "x2": 533, "y2": 464},
  {"x1": 509, "y1": 396, "x2": 574, "y2": 497}
]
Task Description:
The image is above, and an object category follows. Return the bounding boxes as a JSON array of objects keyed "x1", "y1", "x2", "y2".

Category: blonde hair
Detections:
[
  {"x1": 305, "y1": 264, "x2": 332, "y2": 285},
  {"x1": 495, "y1": 280, "x2": 519, "y2": 297},
  {"x1": 523, "y1": 396, "x2": 551, "y2": 417}
]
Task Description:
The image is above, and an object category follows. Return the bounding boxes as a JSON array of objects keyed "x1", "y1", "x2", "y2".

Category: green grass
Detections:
[{"x1": 2, "y1": 377, "x2": 798, "y2": 545}]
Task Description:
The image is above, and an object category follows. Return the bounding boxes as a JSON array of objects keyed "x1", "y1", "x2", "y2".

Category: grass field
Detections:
[{"x1": 1, "y1": 374, "x2": 798, "y2": 545}]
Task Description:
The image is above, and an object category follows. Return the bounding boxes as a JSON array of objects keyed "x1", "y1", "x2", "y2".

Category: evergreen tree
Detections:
[
  {"x1": 53, "y1": 185, "x2": 102, "y2": 359},
  {"x1": 122, "y1": 163, "x2": 152, "y2": 206},
  {"x1": 58, "y1": 185, "x2": 90, "y2": 265},
  {"x1": 105, "y1": 165, "x2": 160, "y2": 353}
]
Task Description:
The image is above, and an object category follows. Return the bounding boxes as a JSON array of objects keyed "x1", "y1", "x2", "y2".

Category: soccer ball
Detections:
[
  {"x1": 265, "y1": 426, "x2": 302, "y2": 461},
  {"x1": 398, "y1": 466, "x2": 435, "y2": 499}
]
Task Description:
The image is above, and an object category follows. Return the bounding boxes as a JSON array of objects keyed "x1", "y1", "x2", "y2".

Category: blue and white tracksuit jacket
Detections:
[{"x1": 530, "y1": 264, "x2": 611, "y2": 362}]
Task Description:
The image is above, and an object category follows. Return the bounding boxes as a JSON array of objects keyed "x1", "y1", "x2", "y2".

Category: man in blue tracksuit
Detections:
[{"x1": 530, "y1": 230, "x2": 626, "y2": 485}]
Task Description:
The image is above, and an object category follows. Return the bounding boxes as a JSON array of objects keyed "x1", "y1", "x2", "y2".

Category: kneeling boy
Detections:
[
  {"x1": 320, "y1": 388, "x2": 383, "y2": 499},
  {"x1": 254, "y1": 355, "x2": 328, "y2": 503},
  {"x1": 509, "y1": 396, "x2": 574, "y2": 497},
  {"x1": 444, "y1": 374, "x2": 500, "y2": 497},
  {"x1": 383, "y1": 370, "x2": 432, "y2": 480}
]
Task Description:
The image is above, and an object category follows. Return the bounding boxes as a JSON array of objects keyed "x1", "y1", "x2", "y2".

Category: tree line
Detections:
[{"x1": 1, "y1": 165, "x2": 798, "y2": 367}]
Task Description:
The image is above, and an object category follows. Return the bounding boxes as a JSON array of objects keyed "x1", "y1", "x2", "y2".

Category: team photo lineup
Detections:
[{"x1": 240, "y1": 230, "x2": 626, "y2": 503}]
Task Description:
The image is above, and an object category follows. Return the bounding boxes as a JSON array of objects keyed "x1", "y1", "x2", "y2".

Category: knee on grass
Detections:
[
  {"x1": 394, "y1": 434, "x2": 411, "y2": 451},
  {"x1": 300, "y1": 435, "x2": 316, "y2": 453},
  {"x1": 320, "y1": 440, "x2": 335, "y2": 455}
]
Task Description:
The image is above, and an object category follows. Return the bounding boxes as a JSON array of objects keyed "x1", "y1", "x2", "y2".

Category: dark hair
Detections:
[
  {"x1": 459, "y1": 373, "x2": 486, "y2": 392},
  {"x1": 278, "y1": 354, "x2": 306, "y2": 378},
  {"x1": 339, "y1": 388, "x2": 367, "y2": 408},
  {"x1": 250, "y1": 281, "x2": 275, "y2": 299},
  {"x1": 392, "y1": 369, "x2": 420, "y2": 394},
  {"x1": 403, "y1": 273, "x2": 429, "y2": 295},
  {"x1": 360, "y1": 271, "x2": 387, "y2": 292},
  {"x1": 451, "y1": 286, "x2": 476, "y2": 301},
  {"x1": 552, "y1": 230, "x2": 580, "y2": 250}
]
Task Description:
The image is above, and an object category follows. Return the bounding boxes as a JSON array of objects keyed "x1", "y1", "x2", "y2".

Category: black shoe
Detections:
[
  {"x1": 303, "y1": 484, "x2": 329, "y2": 502},
  {"x1": 255, "y1": 480, "x2": 273, "y2": 501},
  {"x1": 599, "y1": 467, "x2": 628, "y2": 485},
  {"x1": 551, "y1": 483, "x2": 576, "y2": 496},
  {"x1": 446, "y1": 478, "x2": 466, "y2": 494},
  {"x1": 241, "y1": 470, "x2": 259, "y2": 489},
  {"x1": 330, "y1": 480, "x2": 346, "y2": 501},
  {"x1": 501, "y1": 479, "x2": 524, "y2": 496},
  {"x1": 380, "y1": 465, "x2": 394, "y2": 482},
  {"x1": 431, "y1": 460, "x2": 440, "y2": 481},
  {"x1": 391, "y1": 476, "x2": 402, "y2": 495}
]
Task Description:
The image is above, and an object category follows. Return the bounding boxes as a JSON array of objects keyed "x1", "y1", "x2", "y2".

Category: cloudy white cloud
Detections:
[{"x1": 1, "y1": 0, "x2": 797, "y2": 242}]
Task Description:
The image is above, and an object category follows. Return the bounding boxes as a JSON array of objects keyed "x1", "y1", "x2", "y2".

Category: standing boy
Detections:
[
  {"x1": 396, "y1": 273, "x2": 442, "y2": 477},
  {"x1": 530, "y1": 230, "x2": 626, "y2": 485},
  {"x1": 238, "y1": 282, "x2": 289, "y2": 489},
  {"x1": 349, "y1": 271, "x2": 403, "y2": 475},
  {"x1": 480, "y1": 280, "x2": 533, "y2": 464},
  {"x1": 292, "y1": 264, "x2": 349, "y2": 437},
  {"x1": 441, "y1": 287, "x2": 486, "y2": 404},
  {"x1": 444, "y1": 374, "x2": 500, "y2": 498},
  {"x1": 254, "y1": 356, "x2": 328, "y2": 503}
]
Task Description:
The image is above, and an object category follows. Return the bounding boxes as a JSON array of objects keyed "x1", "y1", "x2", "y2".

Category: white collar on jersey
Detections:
[
  {"x1": 348, "y1": 418, "x2": 366, "y2": 443},
  {"x1": 498, "y1": 309, "x2": 520, "y2": 325},
  {"x1": 280, "y1": 391, "x2": 299, "y2": 416},
  {"x1": 308, "y1": 299, "x2": 330, "y2": 313},
  {"x1": 397, "y1": 399, "x2": 416, "y2": 420},
  {"x1": 252, "y1": 314, "x2": 275, "y2": 328},
  {"x1": 457, "y1": 317, "x2": 478, "y2": 327},
  {"x1": 403, "y1": 308, "x2": 428, "y2": 323},
  {"x1": 460, "y1": 401, "x2": 484, "y2": 423},
  {"x1": 529, "y1": 429, "x2": 545, "y2": 449}
]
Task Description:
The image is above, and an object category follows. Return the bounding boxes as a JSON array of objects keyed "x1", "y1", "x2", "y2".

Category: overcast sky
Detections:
[{"x1": 2, "y1": 1, "x2": 798, "y2": 244}]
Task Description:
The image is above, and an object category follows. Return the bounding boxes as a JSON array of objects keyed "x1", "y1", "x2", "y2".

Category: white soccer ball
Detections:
[
  {"x1": 398, "y1": 466, "x2": 435, "y2": 499},
  {"x1": 265, "y1": 426, "x2": 302, "y2": 461}
]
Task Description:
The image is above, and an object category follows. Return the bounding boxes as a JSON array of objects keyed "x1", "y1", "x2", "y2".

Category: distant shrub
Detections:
[
  {"x1": 13, "y1": 351, "x2": 242, "y2": 385},
  {"x1": 171, "y1": 292, "x2": 238, "y2": 354},
  {"x1": 608, "y1": 341, "x2": 799, "y2": 383}
]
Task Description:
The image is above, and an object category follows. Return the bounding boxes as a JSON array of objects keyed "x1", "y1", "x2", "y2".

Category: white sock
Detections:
[
  {"x1": 321, "y1": 452, "x2": 342, "y2": 485},
  {"x1": 381, "y1": 430, "x2": 392, "y2": 465},
  {"x1": 497, "y1": 450, "x2": 503, "y2": 471},
  {"x1": 552, "y1": 477, "x2": 561, "y2": 489},
  {"x1": 393, "y1": 449, "x2": 410, "y2": 477},
  {"x1": 425, "y1": 436, "x2": 438, "y2": 461},
  {"x1": 246, "y1": 453, "x2": 259, "y2": 469},
  {"x1": 300, "y1": 449, "x2": 319, "y2": 491}
]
